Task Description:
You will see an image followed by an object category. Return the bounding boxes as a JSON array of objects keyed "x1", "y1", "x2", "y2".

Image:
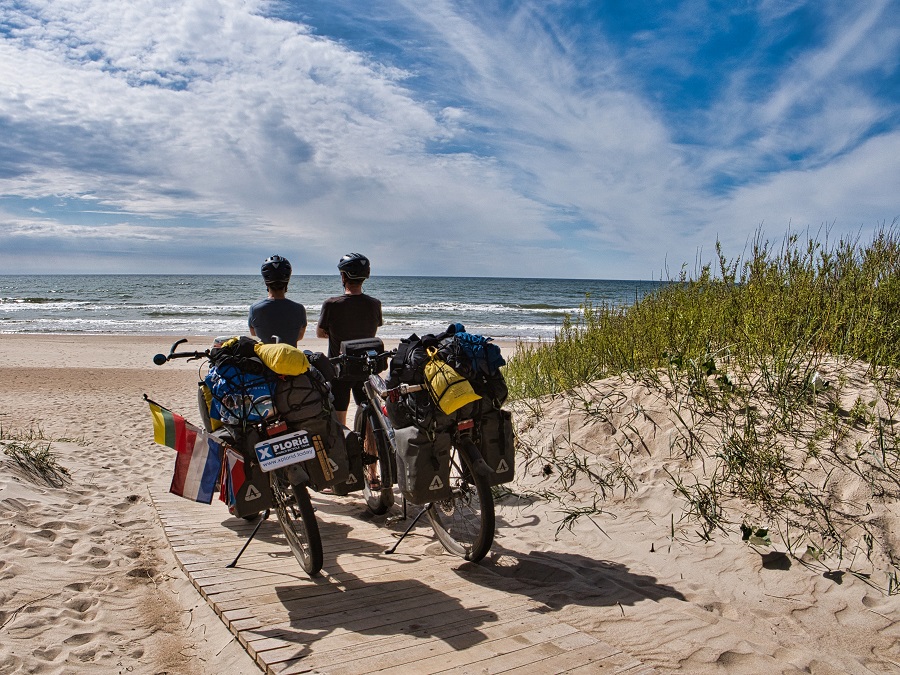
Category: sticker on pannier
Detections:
[
  {"x1": 255, "y1": 429, "x2": 316, "y2": 471},
  {"x1": 298, "y1": 414, "x2": 350, "y2": 492},
  {"x1": 394, "y1": 426, "x2": 452, "y2": 504},
  {"x1": 478, "y1": 409, "x2": 515, "y2": 485}
]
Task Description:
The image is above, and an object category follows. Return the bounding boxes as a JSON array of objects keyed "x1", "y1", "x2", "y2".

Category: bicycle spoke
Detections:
[{"x1": 427, "y1": 443, "x2": 494, "y2": 562}]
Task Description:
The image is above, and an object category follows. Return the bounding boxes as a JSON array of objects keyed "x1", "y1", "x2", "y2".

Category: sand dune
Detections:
[{"x1": 1, "y1": 334, "x2": 899, "y2": 673}]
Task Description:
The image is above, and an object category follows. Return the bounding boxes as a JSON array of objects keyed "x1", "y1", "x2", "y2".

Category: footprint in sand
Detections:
[
  {"x1": 73, "y1": 647, "x2": 98, "y2": 663},
  {"x1": 31, "y1": 646, "x2": 62, "y2": 661},
  {"x1": 40, "y1": 520, "x2": 90, "y2": 532},
  {"x1": 56, "y1": 536, "x2": 79, "y2": 552},
  {"x1": 71, "y1": 544, "x2": 112, "y2": 569},
  {"x1": 33, "y1": 528, "x2": 57, "y2": 542},
  {"x1": 64, "y1": 596, "x2": 99, "y2": 617},
  {"x1": 63, "y1": 633, "x2": 94, "y2": 646},
  {"x1": 126, "y1": 566, "x2": 158, "y2": 579}
]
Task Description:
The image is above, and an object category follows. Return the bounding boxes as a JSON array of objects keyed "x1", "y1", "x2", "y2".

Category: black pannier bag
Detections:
[
  {"x1": 285, "y1": 413, "x2": 350, "y2": 492},
  {"x1": 230, "y1": 461, "x2": 274, "y2": 518},
  {"x1": 273, "y1": 368, "x2": 329, "y2": 426},
  {"x1": 470, "y1": 371, "x2": 509, "y2": 408},
  {"x1": 304, "y1": 350, "x2": 338, "y2": 383},
  {"x1": 393, "y1": 426, "x2": 452, "y2": 504},
  {"x1": 216, "y1": 429, "x2": 275, "y2": 518},
  {"x1": 331, "y1": 427, "x2": 365, "y2": 495},
  {"x1": 386, "y1": 388, "x2": 460, "y2": 433},
  {"x1": 385, "y1": 331, "x2": 474, "y2": 431},
  {"x1": 477, "y1": 409, "x2": 516, "y2": 485},
  {"x1": 386, "y1": 326, "x2": 507, "y2": 431},
  {"x1": 335, "y1": 337, "x2": 387, "y2": 381}
]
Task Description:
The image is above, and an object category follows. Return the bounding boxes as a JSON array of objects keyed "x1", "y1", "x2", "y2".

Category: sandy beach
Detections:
[{"x1": 2, "y1": 334, "x2": 899, "y2": 673}]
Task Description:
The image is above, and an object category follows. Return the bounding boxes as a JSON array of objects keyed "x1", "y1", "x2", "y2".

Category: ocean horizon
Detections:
[{"x1": 0, "y1": 274, "x2": 665, "y2": 341}]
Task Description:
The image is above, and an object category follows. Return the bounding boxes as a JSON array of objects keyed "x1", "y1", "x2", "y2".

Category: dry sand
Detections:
[{"x1": 1, "y1": 334, "x2": 899, "y2": 674}]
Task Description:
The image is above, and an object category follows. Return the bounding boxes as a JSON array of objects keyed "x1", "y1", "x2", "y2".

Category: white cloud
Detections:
[{"x1": 0, "y1": 0, "x2": 897, "y2": 278}]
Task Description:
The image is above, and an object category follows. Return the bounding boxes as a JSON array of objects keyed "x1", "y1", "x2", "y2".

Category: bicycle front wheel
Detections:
[
  {"x1": 427, "y1": 440, "x2": 495, "y2": 562},
  {"x1": 354, "y1": 404, "x2": 395, "y2": 515},
  {"x1": 270, "y1": 470, "x2": 323, "y2": 576}
]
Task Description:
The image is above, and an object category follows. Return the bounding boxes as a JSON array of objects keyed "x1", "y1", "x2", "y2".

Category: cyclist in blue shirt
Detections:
[{"x1": 248, "y1": 255, "x2": 307, "y2": 346}]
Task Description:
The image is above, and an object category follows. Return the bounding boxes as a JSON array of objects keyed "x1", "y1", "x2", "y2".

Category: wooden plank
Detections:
[
  {"x1": 498, "y1": 639, "x2": 623, "y2": 674},
  {"x1": 150, "y1": 487, "x2": 654, "y2": 675},
  {"x1": 265, "y1": 601, "x2": 557, "y2": 672}
]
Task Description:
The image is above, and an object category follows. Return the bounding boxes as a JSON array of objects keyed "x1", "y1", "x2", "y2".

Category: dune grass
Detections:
[
  {"x1": 504, "y1": 225, "x2": 900, "y2": 590},
  {"x1": 1, "y1": 425, "x2": 72, "y2": 488},
  {"x1": 507, "y1": 226, "x2": 900, "y2": 398}
]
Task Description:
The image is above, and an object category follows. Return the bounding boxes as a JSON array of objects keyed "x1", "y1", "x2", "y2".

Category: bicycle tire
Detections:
[
  {"x1": 427, "y1": 440, "x2": 495, "y2": 562},
  {"x1": 270, "y1": 470, "x2": 323, "y2": 576},
  {"x1": 354, "y1": 404, "x2": 395, "y2": 515}
]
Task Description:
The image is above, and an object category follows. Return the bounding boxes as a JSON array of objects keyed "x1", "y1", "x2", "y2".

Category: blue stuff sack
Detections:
[
  {"x1": 205, "y1": 362, "x2": 276, "y2": 425},
  {"x1": 452, "y1": 331, "x2": 506, "y2": 375}
]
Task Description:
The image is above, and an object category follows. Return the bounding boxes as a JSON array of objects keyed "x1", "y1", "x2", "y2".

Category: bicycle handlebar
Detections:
[
  {"x1": 328, "y1": 349, "x2": 395, "y2": 365},
  {"x1": 153, "y1": 338, "x2": 210, "y2": 365}
]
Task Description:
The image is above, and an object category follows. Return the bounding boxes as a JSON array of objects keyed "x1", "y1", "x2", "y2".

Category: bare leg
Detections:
[{"x1": 364, "y1": 421, "x2": 379, "y2": 486}]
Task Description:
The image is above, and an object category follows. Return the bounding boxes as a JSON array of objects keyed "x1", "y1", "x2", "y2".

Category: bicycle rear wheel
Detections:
[
  {"x1": 427, "y1": 440, "x2": 495, "y2": 562},
  {"x1": 354, "y1": 404, "x2": 395, "y2": 515},
  {"x1": 270, "y1": 470, "x2": 323, "y2": 576}
]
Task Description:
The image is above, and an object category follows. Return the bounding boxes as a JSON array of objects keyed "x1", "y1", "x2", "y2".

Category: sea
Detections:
[{"x1": 0, "y1": 275, "x2": 663, "y2": 342}]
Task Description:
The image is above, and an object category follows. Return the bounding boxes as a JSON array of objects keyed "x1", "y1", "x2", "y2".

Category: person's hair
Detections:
[
  {"x1": 340, "y1": 272, "x2": 364, "y2": 287},
  {"x1": 266, "y1": 281, "x2": 289, "y2": 292}
]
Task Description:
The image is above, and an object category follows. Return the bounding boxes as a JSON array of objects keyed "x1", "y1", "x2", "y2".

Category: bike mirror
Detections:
[{"x1": 152, "y1": 353, "x2": 168, "y2": 366}]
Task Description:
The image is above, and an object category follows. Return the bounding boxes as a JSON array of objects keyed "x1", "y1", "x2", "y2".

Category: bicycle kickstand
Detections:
[
  {"x1": 226, "y1": 508, "x2": 271, "y2": 568},
  {"x1": 384, "y1": 502, "x2": 431, "y2": 555}
]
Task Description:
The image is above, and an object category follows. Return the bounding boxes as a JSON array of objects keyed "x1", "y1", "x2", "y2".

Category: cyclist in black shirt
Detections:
[{"x1": 316, "y1": 253, "x2": 382, "y2": 426}]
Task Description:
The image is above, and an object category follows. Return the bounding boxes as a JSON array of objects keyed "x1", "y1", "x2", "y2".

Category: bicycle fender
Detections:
[
  {"x1": 285, "y1": 463, "x2": 310, "y2": 486},
  {"x1": 459, "y1": 439, "x2": 492, "y2": 478}
]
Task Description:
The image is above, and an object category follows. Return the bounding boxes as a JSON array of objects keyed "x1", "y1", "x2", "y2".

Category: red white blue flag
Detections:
[
  {"x1": 148, "y1": 401, "x2": 223, "y2": 504},
  {"x1": 221, "y1": 446, "x2": 247, "y2": 509}
]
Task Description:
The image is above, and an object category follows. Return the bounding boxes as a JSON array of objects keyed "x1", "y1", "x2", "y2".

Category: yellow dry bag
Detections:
[
  {"x1": 423, "y1": 347, "x2": 481, "y2": 415},
  {"x1": 253, "y1": 342, "x2": 310, "y2": 376}
]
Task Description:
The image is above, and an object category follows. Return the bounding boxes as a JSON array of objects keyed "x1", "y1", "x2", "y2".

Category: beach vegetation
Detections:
[
  {"x1": 1, "y1": 425, "x2": 72, "y2": 488},
  {"x1": 504, "y1": 224, "x2": 900, "y2": 590}
]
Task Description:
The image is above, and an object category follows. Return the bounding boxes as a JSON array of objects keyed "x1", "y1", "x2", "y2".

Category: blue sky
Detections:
[{"x1": 0, "y1": 0, "x2": 897, "y2": 279}]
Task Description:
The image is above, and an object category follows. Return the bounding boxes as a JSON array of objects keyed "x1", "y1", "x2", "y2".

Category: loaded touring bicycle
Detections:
[
  {"x1": 329, "y1": 324, "x2": 516, "y2": 563},
  {"x1": 152, "y1": 336, "x2": 352, "y2": 577},
  {"x1": 149, "y1": 323, "x2": 515, "y2": 572}
]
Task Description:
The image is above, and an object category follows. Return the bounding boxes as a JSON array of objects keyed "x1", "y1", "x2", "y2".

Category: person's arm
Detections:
[
  {"x1": 316, "y1": 301, "x2": 328, "y2": 339},
  {"x1": 298, "y1": 326, "x2": 307, "y2": 341}
]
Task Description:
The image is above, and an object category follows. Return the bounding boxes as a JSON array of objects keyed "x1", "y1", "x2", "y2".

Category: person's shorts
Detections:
[{"x1": 331, "y1": 380, "x2": 365, "y2": 412}]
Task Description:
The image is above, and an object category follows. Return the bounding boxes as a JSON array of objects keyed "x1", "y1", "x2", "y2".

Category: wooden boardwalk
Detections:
[{"x1": 151, "y1": 487, "x2": 657, "y2": 675}]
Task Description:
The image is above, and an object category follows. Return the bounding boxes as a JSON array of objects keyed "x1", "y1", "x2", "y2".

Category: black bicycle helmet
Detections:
[
  {"x1": 261, "y1": 255, "x2": 292, "y2": 283},
  {"x1": 337, "y1": 252, "x2": 370, "y2": 280}
]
